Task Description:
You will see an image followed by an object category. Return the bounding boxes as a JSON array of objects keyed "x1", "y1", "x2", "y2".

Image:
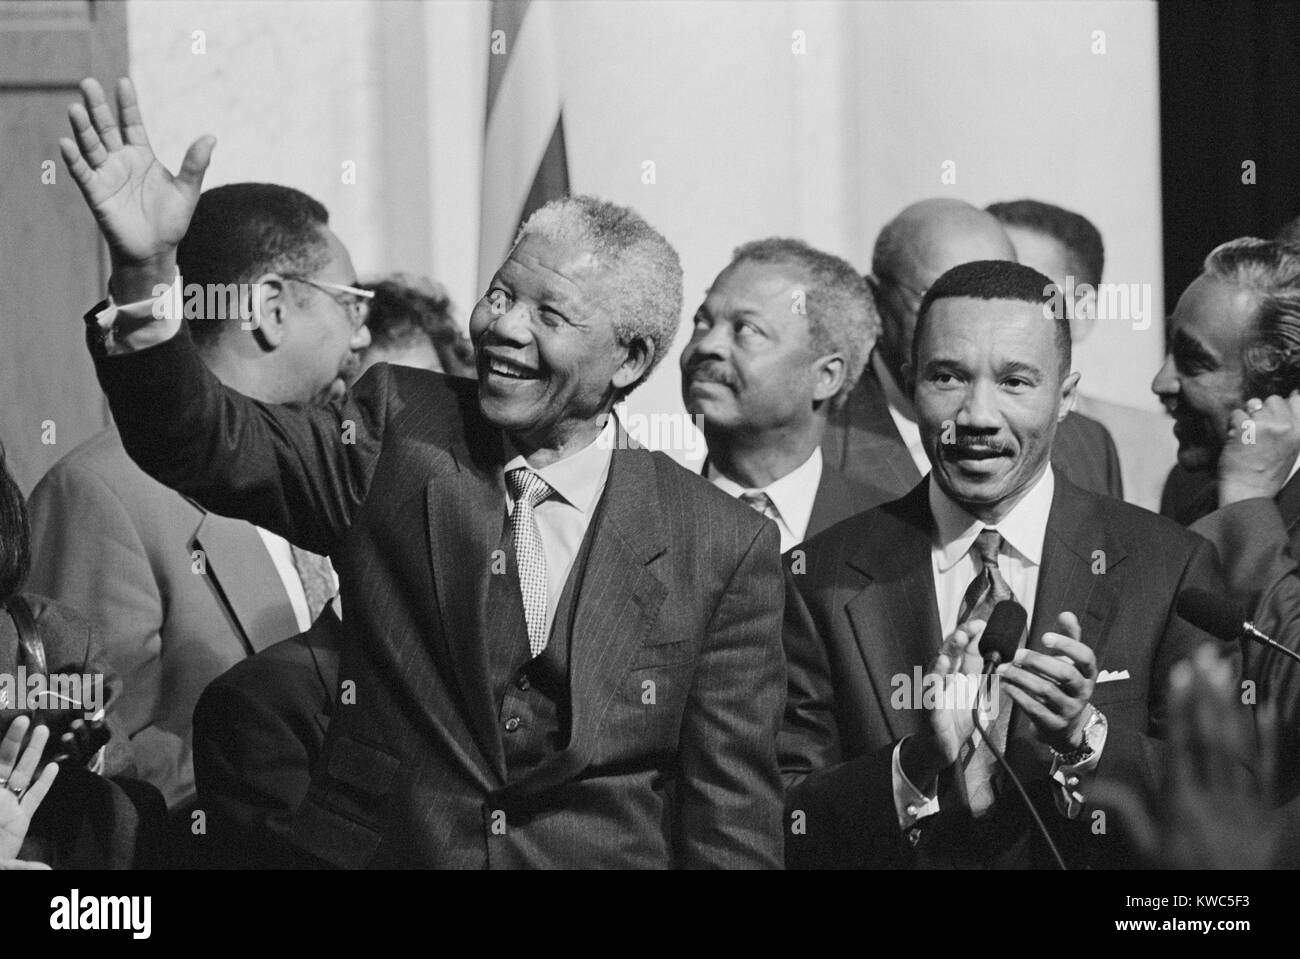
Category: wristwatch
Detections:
[{"x1": 1052, "y1": 705, "x2": 1107, "y2": 765}]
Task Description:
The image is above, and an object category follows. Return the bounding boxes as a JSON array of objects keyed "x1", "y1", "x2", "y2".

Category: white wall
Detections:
[{"x1": 127, "y1": 0, "x2": 1165, "y2": 467}]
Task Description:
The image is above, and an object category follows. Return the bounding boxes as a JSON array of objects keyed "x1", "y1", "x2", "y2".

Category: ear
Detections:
[
  {"x1": 1058, "y1": 369, "x2": 1081, "y2": 421},
  {"x1": 611, "y1": 336, "x2": 655, "y2": 393},
  {"x1": 249, "y1": 273, "x2": 289, "y2": 349},
  {"x1": 1069, "y1": 286, "x2": 1099, "y2": 343},
  {"x1": 811, "y1": 352, "x2": 846, "y2": 404}
]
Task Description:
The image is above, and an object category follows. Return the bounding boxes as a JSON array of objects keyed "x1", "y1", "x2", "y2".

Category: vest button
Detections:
[
  {"x1": 504, "y1": 716, "x2": 521, "y2": 733},
  {"x1": 516, "y1": 673, "x2": 530, "y2": 691}
]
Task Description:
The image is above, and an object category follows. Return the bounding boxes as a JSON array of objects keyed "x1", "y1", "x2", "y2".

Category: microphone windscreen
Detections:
[
  {"x1": 980, "y1": 599, "x2": 1028, "y2": 665},
  {"x1": 1176, "y1": 588, "x2": 1246, "y2": 641}
]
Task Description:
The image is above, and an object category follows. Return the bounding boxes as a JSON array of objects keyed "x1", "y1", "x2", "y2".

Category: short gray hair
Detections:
[
  {"x1": 728, "y1": 237, "x2": 879, "y2": 407},
  {"x1": 1203, "y1": 237, "x2": 1300, "y2": 398},
  {"x1": 515, "y1": 195, "x2": 682, "y2": 396}
]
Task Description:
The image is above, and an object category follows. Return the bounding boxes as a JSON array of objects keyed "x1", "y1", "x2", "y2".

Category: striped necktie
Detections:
[
  {"x1": 957, "y1": 528, "x2": 1020, "y2": 817},
  {"x1": 507, "y1": 467, "x2": 554, "y2": 658}
]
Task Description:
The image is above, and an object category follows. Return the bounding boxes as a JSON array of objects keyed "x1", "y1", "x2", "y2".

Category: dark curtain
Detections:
[{"x1": 1159, "y1": 0, "x2": 1300, "y2": 307}]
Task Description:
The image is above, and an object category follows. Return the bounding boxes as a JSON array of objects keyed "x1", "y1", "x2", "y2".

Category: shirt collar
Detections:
[
  {"x1": 706, "y1": 447, "x2": 823, "y2": 534},
  {"x1": 502, "y1": 415, "x2": 617, "y2": 515},
  {"x1": 929, "y1": 465, "x2": 1055, "y2": 572}
]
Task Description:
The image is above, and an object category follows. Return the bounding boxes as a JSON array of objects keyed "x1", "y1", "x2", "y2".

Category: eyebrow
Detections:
[{"x1": 1172, "y1": 328, "x2": 1218, "y2": 366}]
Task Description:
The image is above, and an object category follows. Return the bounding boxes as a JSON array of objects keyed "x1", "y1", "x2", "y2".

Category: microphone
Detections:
[
  {"x1": 1176, "y1": 588, "x2": 1300, "y2": 668},
  {"x1": 968, "y1": 598, "x2": 1068, "y2": 870},
  {"x1": 978, "y1": 599, "x2": 1028, "y2": 671}
]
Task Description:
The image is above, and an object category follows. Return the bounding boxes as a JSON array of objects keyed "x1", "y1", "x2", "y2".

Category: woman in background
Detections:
[{"x1": 0, "y1": 438, "x2": 164, "y2": 868}]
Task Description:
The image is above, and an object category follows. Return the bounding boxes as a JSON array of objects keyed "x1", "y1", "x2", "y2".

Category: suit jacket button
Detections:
[{"x1": 504, "y1": 716, "x2": 521, "y2": 732}]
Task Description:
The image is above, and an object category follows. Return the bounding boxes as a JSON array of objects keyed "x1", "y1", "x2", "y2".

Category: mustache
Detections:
[
  {"x1": 684, "y1": 362, "x2": 737, "y2": 389},
  {"x1": 943, "y1": 433, "x2": 1014, "y2": 454}
]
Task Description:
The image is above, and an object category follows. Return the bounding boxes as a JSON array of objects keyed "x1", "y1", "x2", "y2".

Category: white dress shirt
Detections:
[
  {"x1": 890, "y1": 467, "x2": 1105, "y2": 832},
  {"x1": 502, "y1": 416, "x2": 615, "y2": 641},
  {"x1": 873, "y1": 352, "x2": 930, "y2": 478},
  {"x1": 706, "y1": 447, "x2": 823, "y2": 552}
]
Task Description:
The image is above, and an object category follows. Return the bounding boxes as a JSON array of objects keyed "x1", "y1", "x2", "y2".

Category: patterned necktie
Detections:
[
  {"x1": 507, "y1": 467, "x2": 554, "y2": 658},
  {"x1": 738, "y1": 490, "x2": 780, "y2": 524},
  {"x1": 957, "y1": 528, "x2": 1019, "y2": 817},
  {"x1": 290, "y1": 545, "x2": 335, "y2": 623}
]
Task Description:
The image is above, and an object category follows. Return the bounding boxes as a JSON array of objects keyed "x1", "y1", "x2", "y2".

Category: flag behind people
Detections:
[{"x1": 478, "y1": 0, "x2": 570, "y2": 293}]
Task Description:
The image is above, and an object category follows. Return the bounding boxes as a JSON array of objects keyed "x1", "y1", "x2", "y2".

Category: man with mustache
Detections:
[
  {"x1": 25, "y1": 180, "x2": 363, "y2": 826},
  {"x1": 682, "y1": 238, "x2": 889, "y2": 552},
  {"x1": 1153, "y1": 237, "x2": 1300, "y2": 798},
  {"x1": 822, "y1": 198, "x2": 1123, "y2": 501},
  {"x1": 780, "y1": 259, "x2": 1236, "y2": 868},
  {"x1": 61, "y1": 78, "x2": 784, "y2": 868}
]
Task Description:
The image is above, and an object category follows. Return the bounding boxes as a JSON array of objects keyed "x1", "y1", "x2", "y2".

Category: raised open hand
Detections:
[
  {"x1": 0, "y1": 717, "x2": 60, "y2": 862},
  {"x1": 59, "y1": 78, "x2": 215, "y2": 294}
]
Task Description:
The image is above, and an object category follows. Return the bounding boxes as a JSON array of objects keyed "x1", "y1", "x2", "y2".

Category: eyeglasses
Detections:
[{"x1": 285, "y1": 276, "x2": 374, "y2": 328}]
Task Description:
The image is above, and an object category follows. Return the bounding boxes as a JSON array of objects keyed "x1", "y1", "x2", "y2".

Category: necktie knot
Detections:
[
  {"x1": 508, "y1": 468, "x2": 553, "y2": 509},
  {"x1": 973, "y1": 528, "x2": 1003, "y2": 568}
]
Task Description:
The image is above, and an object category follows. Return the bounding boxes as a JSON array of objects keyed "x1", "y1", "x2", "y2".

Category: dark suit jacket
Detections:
[
  {"x1": 822, "y1": 358, "x2": 1125, "y2": 501},
  {"x1": 779, "y1": 472, "x2": 1239, "y2": 869},
  {"x1": 193, "y1": 606, "x2": 341, "y2": 869},
  {"x1": 26, "y1": 427, "x2": 308, "y2": 810},
  {"x1": 806, "y1": 464, "x2": 891, "y2": 542},
  {"x1": 90, "y1": 322, "x2": 786, "y2": 869},
  {"x1": 1185, "y1": 470, "x2": 1300, "y2": 800}
]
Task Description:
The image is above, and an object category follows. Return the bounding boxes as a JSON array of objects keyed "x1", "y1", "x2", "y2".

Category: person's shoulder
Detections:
[
  {"x1": 33, "y1": 427, "x2": 133, "y2": 486},
  {"x1": 1059, "y1": 476, "x2": 1206, "y2": 552},
  {"x1": 1060, "y1": 408, "x2": 1117, "y2": 450},
  {"x1": 4, "y1": 592, "x2": 95, "y2": 660},
  {"x1": 634, "y1": 448, "x2": 768, "y2": 530}
]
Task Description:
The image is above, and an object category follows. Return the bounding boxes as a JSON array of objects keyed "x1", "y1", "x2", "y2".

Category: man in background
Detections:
[
  {"x1": 988, "y1": 198, "x2": 1175, "y2": 509},
  {"x1": 683, "y1": 238, "x2": 888, "y2": 551},
  {"x1": 1153, "y1": 237, "x2": 1300, "y2": 798},
  {"x1": 359, "y1": 273, "x2": 475, "y2": 379},
  {"x1": 823, "y1": 198, "x2": 1122, "y2": 502},
  {"x1": 26, "y1": 183, "x2": 364, "y2": 818}
]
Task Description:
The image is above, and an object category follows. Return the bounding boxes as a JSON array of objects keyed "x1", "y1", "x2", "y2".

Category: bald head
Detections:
[{"x1": 869, "y1": 198, "x2": 1017, "y2": 386}]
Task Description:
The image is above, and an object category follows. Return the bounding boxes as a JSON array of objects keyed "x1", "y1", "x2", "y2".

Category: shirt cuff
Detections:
[
  {"x1": 892, "y1": 738, "x2": 940, "y2": 838},
  {"x1": 1049, "y1": 719, "x2": 1108, "y2": 819},
  {"x1": 93, "y1": 270, "x2": 183, "y2": 355}
]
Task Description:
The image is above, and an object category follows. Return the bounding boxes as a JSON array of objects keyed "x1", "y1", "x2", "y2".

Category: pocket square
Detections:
[{"x1": 1097, "y1": 669, "x2": 1130, "y2": 683}]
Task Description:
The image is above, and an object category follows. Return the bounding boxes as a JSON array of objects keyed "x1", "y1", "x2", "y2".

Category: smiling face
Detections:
[
  {"x1": 469, "y1": 233, "x2": 645, "y2": 458},
  {"x1": 912, "y1": 296, "x2": 1076, "y2": 518},
  {"x1": 680, "y1": 260, "x2": 831, "y2": 438},
  {"x1": 1151, "y1": 274, "x2": 1257, "y2": 471}
]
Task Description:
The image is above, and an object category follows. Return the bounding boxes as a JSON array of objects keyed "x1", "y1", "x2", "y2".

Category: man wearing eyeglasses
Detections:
[
  {"x1": 821, "y1": 198, "x2": 1124, "y2": 502},
  {"x1": 62, "y1": 78, "x2": 784, "y2": 868},
  {"x1": 25, "y1": 170, "x2": 369, "y2": 845}
]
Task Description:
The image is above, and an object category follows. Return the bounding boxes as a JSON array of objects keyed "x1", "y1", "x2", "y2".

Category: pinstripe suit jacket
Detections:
[
  {"x1": 779, "y1": 472, "x2": 1239, "y2": 868},
  {"x1": 89, "y1": 322, "x2": 786, "y2": 869},
  {"x1": 822, "y1": 357, "x2": 1125, "y2": 501}
]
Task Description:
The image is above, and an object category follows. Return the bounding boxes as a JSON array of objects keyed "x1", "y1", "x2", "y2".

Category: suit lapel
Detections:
[
  {"x1": 566, "y1": 444, "x2": 668, "y2": 759},
  {"x1": 424, "y1": 437, "x2": 509, "y2": 783},
  {"x1": 1008, "y1": 474, "x2": 1123, "y2": 771},
  {"x1": 190, "y1": 506, "x2": 298, "y2": 653},
  {"x1": 843, "y1": 483, "x2": 940, "y2": 743}
]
